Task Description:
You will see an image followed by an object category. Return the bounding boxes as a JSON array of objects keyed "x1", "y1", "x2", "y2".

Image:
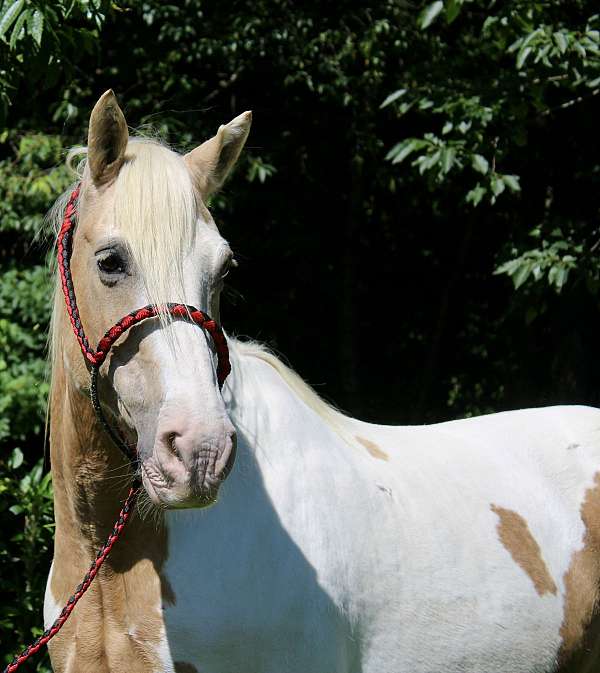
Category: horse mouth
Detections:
[{"x1": 140, "y1": 445, "x2": 236, "y2": 510}]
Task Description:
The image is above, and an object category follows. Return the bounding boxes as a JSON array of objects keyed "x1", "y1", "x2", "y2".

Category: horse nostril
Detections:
[{"x1": 166, "y1": 432, "x2": 183, "y2": 462}]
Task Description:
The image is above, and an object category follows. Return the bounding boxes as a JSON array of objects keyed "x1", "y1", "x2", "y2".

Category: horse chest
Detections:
[{"x1": 159, "y1": 503, "x2": 357, "y2": 673}]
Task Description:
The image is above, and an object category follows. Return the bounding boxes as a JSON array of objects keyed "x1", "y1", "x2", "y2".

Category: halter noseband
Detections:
[{"x1": 57, "y1": 184, "x2": 232, "y2": 462}]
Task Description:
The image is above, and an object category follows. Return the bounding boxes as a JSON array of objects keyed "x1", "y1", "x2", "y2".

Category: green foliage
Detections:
[
  {"x1": 383, "y1": 0, "x2": 599, "y2": 290},
  {"x1": 495, "y1": 226, "x2": 582, "y2": 292},
  {"x1": 0, "y1": 128, "x2": 71, "y2": 666},
  {"x1": 0, "y1": 0, "x2": 112, "y2": 122},
  {"x1": 0, "y1": 132, "x2": 70, "y2": 445},
  {"x1": 0, "y1": 452, "x2": 53, "y2": 672},
  {"x1": 246, "y1": 155, "x2": 277, "y2": 184}
]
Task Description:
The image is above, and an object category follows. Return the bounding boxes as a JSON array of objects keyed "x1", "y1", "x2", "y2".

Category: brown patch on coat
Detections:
[
  {"x1": 557, "y1": 472, "x2": 600, "y2": 669},
  {"x1": 356, "y1": 436, "x2": 389, "y2": 461},
  {"x1": 490, "y1": 504, "x2": 557, "y2": 596},
  {"x1": 175, "y1": 664, "x2": 200, "y2": 673}
]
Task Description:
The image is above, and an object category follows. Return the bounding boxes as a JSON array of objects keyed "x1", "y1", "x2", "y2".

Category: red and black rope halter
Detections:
[{"x1": 4, "y1": 185, "x2": 231, "y2": 672}]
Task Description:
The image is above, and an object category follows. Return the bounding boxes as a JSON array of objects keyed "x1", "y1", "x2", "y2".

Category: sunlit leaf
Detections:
[
  {"x1": 8, "y1": 6, "x2": 26, "y2": 49},
  {"x1": 419, "y1": 1, "x2": 443, "y2": 30},
  {"x1": 513, "y1": 262, "x2": 532, "y2": 289},
  {"x1": 28, "y1": 8, "x2": 43, "y2": 47},
  {"x1": 491, "y1": 176, "x2": 505, "y2": 197},
  {"x1": 0, "y1": 0, "x2": 24, "y2": 39},
  {"x1": 385, "y1": 138, "x2": 426, "y2": 164},
  {"x1": 554, "y1": 31, "x2": 568, "y2": 53},
  {"x1": 466, "y1": 184, "x2": 486, "y2": 206},
  {"x1": 380, "y1": 89, "x2": 407, "y2": 109},
  {"x1": 472, "y1": 154, "x2": 489, "y2": 175},
  {"x1": 502, "y1": 174, "x2": 521, "y2": 192},
  {"x1": 441, "y1": 146, "x2": 456, "y2": 174},
  {"x1": 516, "y1": 46, "x2": 532, "y2": 69}
]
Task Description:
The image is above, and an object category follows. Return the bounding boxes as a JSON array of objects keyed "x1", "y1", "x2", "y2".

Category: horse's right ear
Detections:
[
  {"x1": 185, "y1": 111, "x2": 252, "y2": 199},
  {"x1": 87, "y1": 90, "x2": 129, "y2": 186}
]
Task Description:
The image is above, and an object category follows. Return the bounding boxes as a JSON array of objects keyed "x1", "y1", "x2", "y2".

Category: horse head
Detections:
[{"x1": 61, "y1": 90, "x2": 251, "y2": 509}]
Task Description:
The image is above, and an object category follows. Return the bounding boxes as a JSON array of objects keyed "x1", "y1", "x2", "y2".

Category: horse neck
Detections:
[
  {"x1": 49, "y1": 354, "x2": 135, "y2": 546},
  {"x1": 48, "y1": 331, "x2": 172, "y2": 670},
  {"x1": 222, "y1": 344, "x2": 349, "y2": 479}
]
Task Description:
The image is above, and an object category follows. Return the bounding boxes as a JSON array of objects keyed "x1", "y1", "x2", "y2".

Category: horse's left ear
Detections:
[
  {"x1": 185, "y1": 111, "x2": 252, "y2": 198},
  {"x1": 87, "y1": 90, "x2": 129, "y2": 186}
]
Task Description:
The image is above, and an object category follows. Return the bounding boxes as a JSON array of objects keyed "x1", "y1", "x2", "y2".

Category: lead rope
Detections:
[
  {"x1": 3, "y1": 487, "x2": 138, "y2": 673},
  {"x1": 4, "y1": 185, "x2": 231, "y2": 671}
]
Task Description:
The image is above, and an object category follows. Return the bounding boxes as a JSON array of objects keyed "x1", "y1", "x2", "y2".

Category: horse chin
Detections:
[{"x1": 140, "y1": 462, "x2": 221, "y2": 510}]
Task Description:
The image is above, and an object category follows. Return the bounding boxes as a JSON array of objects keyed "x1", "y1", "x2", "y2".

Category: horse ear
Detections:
[
  {"x1": 184, "y1": 111, "x2": 252, "y2": 198},
  {"x1": 87, "y1": 90, "x2": 129, "y2": 186}
]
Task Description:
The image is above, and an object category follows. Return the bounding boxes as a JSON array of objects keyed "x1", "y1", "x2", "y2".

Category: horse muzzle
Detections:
[{"x1": 141, "y1": 419, "x2": 237, "y2": 508}]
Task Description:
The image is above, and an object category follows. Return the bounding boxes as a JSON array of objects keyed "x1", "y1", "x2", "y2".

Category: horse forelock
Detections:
[
  {"x1": 47, "y1": 137, "x2": 201, "y2": 369},
  {"x1": 111, "y1": 139, "x2": 197, "y2": 310}
]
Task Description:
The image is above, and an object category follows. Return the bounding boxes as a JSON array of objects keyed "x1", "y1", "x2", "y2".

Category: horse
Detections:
[{"x1": 43, "y1": 89, "x2": 600, "y2": 673}]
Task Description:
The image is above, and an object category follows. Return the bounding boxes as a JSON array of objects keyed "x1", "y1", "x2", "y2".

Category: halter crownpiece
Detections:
[{"x1": 3, "y1": 183, "x2": 233, "y2": 672}]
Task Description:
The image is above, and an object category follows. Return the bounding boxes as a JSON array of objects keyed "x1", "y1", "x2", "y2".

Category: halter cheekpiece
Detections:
[{"x1": 3, "y1": 184, "x2": 232, "y2": 672}]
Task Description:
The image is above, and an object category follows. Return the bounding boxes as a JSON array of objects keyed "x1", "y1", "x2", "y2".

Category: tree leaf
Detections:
[
  {"x1": 502, "y1": 174, "x2": 521, "y2": 192},
  {"x1": 513, "y1": 262, "x2": 532, "y2": 289},
  {"x1": 417, "y1": 148, "x2": 441, "y2": 174},
  {"x1": 0, "y1": 0, "x2": 24, "y2": 39},
  {"x1": 516, "y1": 45, "x2": 532, "y2": 69},
  {"x1": 554, "y1": 31, "x2": 568, "y2": 53},
  {"x1": 385, "y1": 138, "x2": 425, "y2": 164},
  {"x1": 9, "y1": 447, "x2": 23, "y2": 469},
  {"x1": 446, "y1": 0, "x2": 462, "y2": 24},
  {"x1": 419, "y1": 1, "x2": 443, "y2": 30},
  {"x1": 555, "y1": 266, "x2": 569, "y2": 290},
  {"x1": 8, "y1": 6, "x2": 26, "y2": 49},
  {"x1": 491, "y1": 176, "x2": 506, "y2": 197},
  {"x1": 466, "y1": 184, "x2": 486, "y2": 206},
  {"x1": 28, "y1": 8, "x2": 43, "y2": 47},
  {"x1": 472, "y1": 154, "x2": 489, "y2": 174},
  {"x1": 573, "y1": 40, "x2": 586, "y2": 58},
  {"x1": 380, "y1": 89, "x2": 407, "y2": 108},
  {"x1": 441, "y1": 146, "x2": 455, "y2": 174}
]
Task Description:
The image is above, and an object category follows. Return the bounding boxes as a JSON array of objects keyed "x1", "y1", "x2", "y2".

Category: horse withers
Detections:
[{"x1": 44, "y1": 90, "x2": 600, "y2": 673}]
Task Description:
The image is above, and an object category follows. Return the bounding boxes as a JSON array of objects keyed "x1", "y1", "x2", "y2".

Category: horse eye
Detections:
[{"x1": 97, "y1": 252, "x2": 125, "y2": 275}]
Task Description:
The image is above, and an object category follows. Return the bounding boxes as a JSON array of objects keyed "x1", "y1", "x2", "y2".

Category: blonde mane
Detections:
[
  {"x1": 48, "y1": 137, "x2": 356, "y2": 447},
  {"x1": 229, "y1": 340, "x2": 357, "y2": 446}
]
